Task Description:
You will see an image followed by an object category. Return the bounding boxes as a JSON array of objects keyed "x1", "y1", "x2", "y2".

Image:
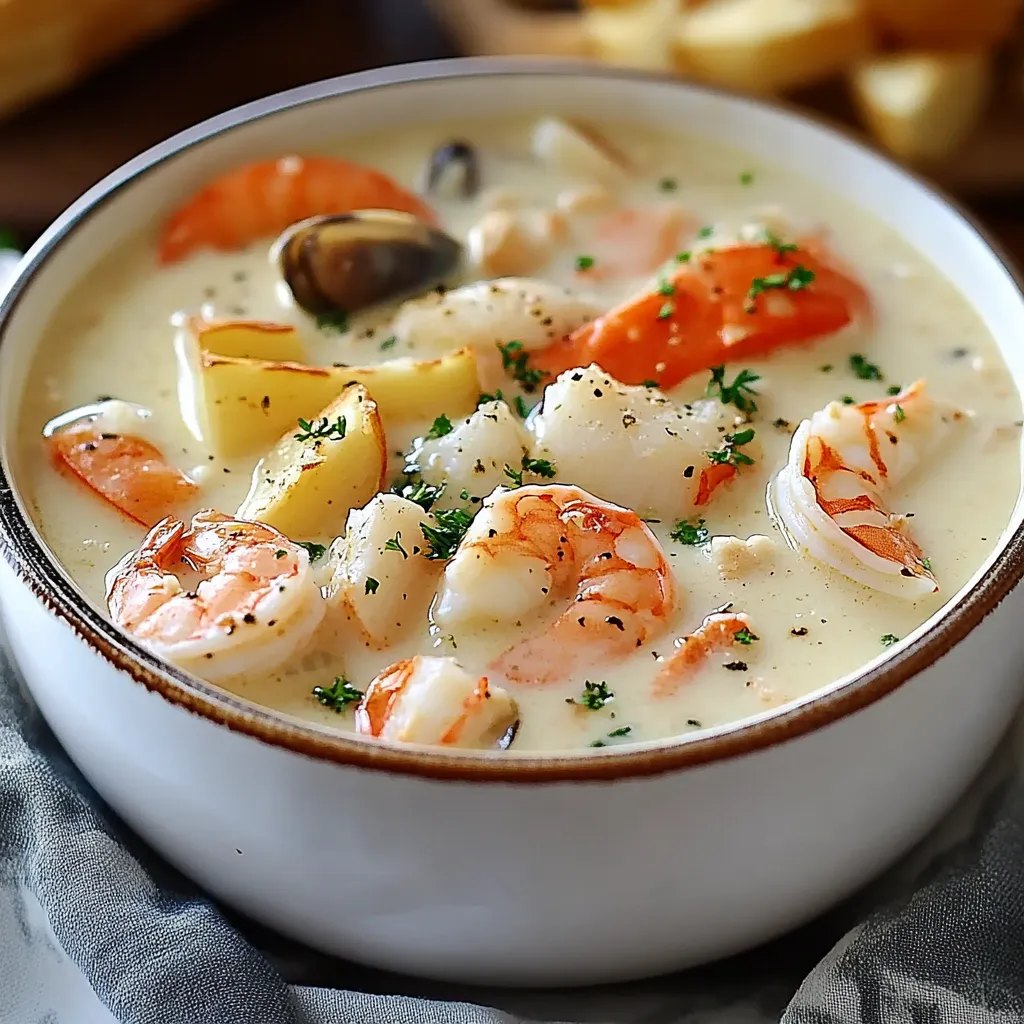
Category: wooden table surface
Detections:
[{"x1": 0, "y1": 0, "x2": 1022, "y2": 260}]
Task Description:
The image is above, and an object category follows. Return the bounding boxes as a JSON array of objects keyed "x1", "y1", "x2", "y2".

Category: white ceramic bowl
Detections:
[{"x1": 2, "y1": 59, "x2": 1024, "y2": 987}]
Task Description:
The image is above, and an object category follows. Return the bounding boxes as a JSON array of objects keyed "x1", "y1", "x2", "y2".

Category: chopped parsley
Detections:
[
  {"x1": 504, "y1": 455, "x2": 557, "y2": 487},
  {"x1": 739, "y1": 171, "x2": 754, "y2": 185},
  {"x1": 364, "y1": 578, "x2": 379, "y2": 595},
  {"x1": 707, "y1": 428, "x2": 756, "y2": 468},
  {"x1": 575, "y1": 254, "x2": 595, "y2": 272},
  {"x1": 478, "y1": 389, "x2": 504, "y2": 406},
  {"x1": 497, "y1": 340, "x2": 548, "y2": 393},
  {"x1": 706, "y1": 365, "x2": 760, "y2": 415},
  {"x1": 745, "y1": 265, "x2": 816, "y2": 312},
  {"x1": 820, "y1": 364, "x2": 834, "y2": 373},
  {"x1": 514, "y1": 395, "x2": 533, "y2": 419},
  {"x1": 922, "y1": 558, "x2": 933, "y2": 571},
  {"x1": 762, "y1": 229, "x2": 798, "y2": 255},
  {"x1": 657, "y1": 277, "x2": 676, "y2": 297},
  {"x1": 274, "y1": 549, "x2": 286, "y2": 559},
  {"x1": 642, "y1": 379, "x2": 660, "y2": 388},
  {"x1": 670, "y1": 517, "x2": 709, "y2": 545},
  {"x1": 773, "y1": 417, "x2": 792, "y2": 430},
  {"x1": 297, "y1": 541, "x2": 326, "y2": 562},
  {"x1": 312, "y1": 676, "x2": 364, "y2": 712},
  {"x1": 607, "y1": 725, "x2": 633, "y2": 738},
  {"x1": 294, "y1": 415, "x2": 346, "y2": 442},
  {"x1": 697, "y1": 225, "x2": 714, "y2": 238},
  {"x1": 425, "y1": 413, "x2": 454, "y2": 440},
  {"x1": 315, "y1": 311, "x2": 349, "y2": 334},
  {"x1": 849, "y1": 353, "x2": 883, "y2": 381},
  {"x1": 392, "y1": 476, "x2": 445, "y2": 511},
  {"x1": 421, "y1": 507, "x2": 474, "y2": 560},
  {"x1": 659, "y1": 177, "x2": 678, "y2": 192},
  {"x1": 886, "y1": 384, "x2": 902, "y2": 396},
  {"x1": 656, "y1": 301, "x2": 675, "y2": 320},
  {"x1": 675, "y1": 251, "x2": 692, "y2": 263},
  {"x1": 841, "y1": 395, "x2": 856, "y2": 405},
  {"x1": 384, "y1": 532, "x2": 408, "y2": 558},
  {"x1": 734, "y1": 626, "x2": 759, "y2": 645},
  {"x1": 380, "y1": 334, "x2": 397, "y2": 351},
  {"x1": 880, "y1": 633, "x2": 900, "y2": 647},
  {"x1": 893, "y1": 404, "x2": 906, "y2": 424},
  {"x1": 566, "y1": 680, "x2": 614, "y2": 711}
]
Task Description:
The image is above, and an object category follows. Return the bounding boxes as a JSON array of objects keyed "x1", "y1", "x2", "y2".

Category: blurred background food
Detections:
[{"x1": 0, "y1": 0, "x2": 1021, "y2": 247}]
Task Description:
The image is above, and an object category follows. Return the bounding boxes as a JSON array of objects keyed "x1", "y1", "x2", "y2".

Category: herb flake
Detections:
[
  {"x1": 706, "y1": 365, "x2": 760, "y2": 415},
  {"x1": 567, "y1": 680, "x2": 614, "y2": 711},
  {"x1": 670, "y1": 518, "x2": 709, "y2": 546},
  {"x1": 312, "y1": 677, "x2": 364, "y2": 712}
]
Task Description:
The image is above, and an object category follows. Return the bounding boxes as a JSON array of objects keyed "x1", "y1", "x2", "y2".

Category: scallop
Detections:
[{"x1": 273, "y1": 210, "x2": 462, "y2": 316}]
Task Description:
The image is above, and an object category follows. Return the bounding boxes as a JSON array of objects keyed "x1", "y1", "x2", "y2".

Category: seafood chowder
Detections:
[{"x1": 16, "y1": 116, "x2": 1022, "y2": 753}]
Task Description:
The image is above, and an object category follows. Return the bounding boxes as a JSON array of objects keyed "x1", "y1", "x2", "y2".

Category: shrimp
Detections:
[
  {"x1": 771, "y1": 381, "x2": 959, "y2": 598},
  {"x1": 355, "y1": 656, "x2": 519, "y2": 749},
  {"x1": 44, "y1": 401, "x2": 197, "y2": 526},
  {"x1": 533, "y1": 242, "x2": 869, "y2": 390},
  {"x1": 655, "y1": 611, "x2": 757, "y2": 697},
  {"x1": 159, "y1": 155, "x2": 435, "y2": 263},
  {"x1": 433, "y1": 484, "x2": 677, "y2": 685},
  {"x1": 106, "y1": 509, "x2": 324, "y2": 679},
  {"x1": 578, "y1": 205, "x2": 690, "y2": 281}
]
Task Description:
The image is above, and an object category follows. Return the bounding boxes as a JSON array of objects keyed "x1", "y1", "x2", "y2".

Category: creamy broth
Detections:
[{"x1": 16, "y1": 115, "x2": 1023, "y2": 752}]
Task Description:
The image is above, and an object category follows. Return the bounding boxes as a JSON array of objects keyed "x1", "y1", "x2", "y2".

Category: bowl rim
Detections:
[{"x1": 2, "y1": 56, "x2": 1023, "y2": 782}]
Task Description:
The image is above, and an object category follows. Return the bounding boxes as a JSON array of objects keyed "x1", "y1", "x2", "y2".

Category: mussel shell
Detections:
[{"x1": 274, "y1": 210, "x2": 462, "y2": 317}]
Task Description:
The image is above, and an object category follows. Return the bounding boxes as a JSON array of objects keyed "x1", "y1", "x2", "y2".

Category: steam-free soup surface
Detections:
[{"x1": 16, "y1": 115, "x2": 1022, "y2": 752}]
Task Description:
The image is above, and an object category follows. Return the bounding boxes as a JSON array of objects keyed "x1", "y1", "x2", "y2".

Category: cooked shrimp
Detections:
[
  {"x1": 45, "y1": 401, "x2": 197, "y2": 526},
  {"x1": 771, "y1": 381, "x2": 958, "y2": 598},
  {"x1": 534, "y1": 242, "x2": 869, "y2": 389},
  {"x1": 529, "y1": 364, "x2": 755, "y2": 518},
  {"x1": 655, "y1": 611, "x2": 757, "y2": 697},
  {"x1": 355, "y1": 656, "x2": 518, "y2": 749},
  {"x1": 106, "y1": 509, "x2": 324, "y2": 679},
  {"x1": 433, "y1": 484, "x2": 677, "y2": 685},
  {"x1": 159, "y1": 155, "x2": 435, "y2": 263},
  {"x1": 579, "y1": 205, "x2": 689, "y2": 281}
]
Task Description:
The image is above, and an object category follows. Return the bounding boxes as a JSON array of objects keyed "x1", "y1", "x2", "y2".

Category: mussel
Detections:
[
  {"x1": 423, "y1": 140, "x2": 481, "y2": 199},
  {"x1": 273, "y1": 210, "x2": 462, "y2": 317}
]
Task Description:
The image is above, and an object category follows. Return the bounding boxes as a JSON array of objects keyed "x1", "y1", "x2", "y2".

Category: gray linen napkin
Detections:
[{"x1": 2, "y1": 621, "x2": 1023, "y2": 1024}]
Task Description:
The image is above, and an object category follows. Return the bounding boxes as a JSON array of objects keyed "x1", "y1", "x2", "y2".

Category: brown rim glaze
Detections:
[{"x1": 1, "y1": 58, "x2": 1023, "y2": 783}]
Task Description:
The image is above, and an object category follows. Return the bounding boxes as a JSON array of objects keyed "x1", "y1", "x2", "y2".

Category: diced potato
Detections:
[
  {"x1": 235, "y1": 384, "x2": 386, "y2": 539},
  {"x1": 674, "y1": 0, "x2": 872, "y2": 95},
  {"x1": 194, "y1": 347, "x2": 480, "y2": 458},
  {"x1": 531, "y1": 117, "x2": 631, "y2": 184},
  {"x1": 184, "y1": 316, "x2": 307, "y2": 361},
  {"x1": 861, "y1": 0, "x2": 1020, "y2": 48},
  {"x1": 850, "y1": 51, "x2": 992, "y2": 163}
]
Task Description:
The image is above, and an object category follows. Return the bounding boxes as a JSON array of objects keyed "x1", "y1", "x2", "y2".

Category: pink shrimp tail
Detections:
[{"x1": 655, "y1": 612, "x2": 754, "y2": 697}]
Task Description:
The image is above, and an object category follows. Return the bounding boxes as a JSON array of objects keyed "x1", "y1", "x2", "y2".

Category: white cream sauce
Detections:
[{"x1": 15, "y1": 115, "x2": 1023, "y2": 751}]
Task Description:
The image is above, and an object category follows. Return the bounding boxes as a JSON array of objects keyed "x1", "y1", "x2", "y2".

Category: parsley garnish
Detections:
[
  {"x1": 656, "y1": 301, "x2": 675, "y2": 320},
  {"x1": 734, "y1": 626, "x2": 759, "y2": 645},
  {"x1": 312, "y1": 677, "x2": 364, "y2": 712},
  {"x1": 893, "y1": 404, "x2": 906, "y2": 424},
  {"x1": 740, "y1": 171, "x2": 754, "y2": 185},
  {"x1": 380, "y1": 335, "x2": 397, "y2": 351},
  {"x1": 567, "y1": 680, "x2": 614, "y2": 710},
  {"x1": 575, "y1": 255, "x2": 595, "y2": 272},
  {"x1": 820, "y1": 364, "x2": 834, "y2": 373},
  {"x1": 478, "y1": 389, "x2": 504, "y2": 406},
  {"x1": 504, "y1": 455, "x2": 557, "y2": 487},
  {"x1": 316, "y1": 311, "x2": 349, "y2": 334},
  {"x1": 706, "y1": 365, "x2": 760, "y2": 414},
  {"x1": 514, "y1": 395, "x2": 533, "y2": 418},
  {"x1": 297, "y1": 541, "x2": 326, "y2": 562},
  {"x1": 745, "y1": 265, "x2": 816, "y2": 312},
  {"x1": 364, "y1": 578, "x2": 379, "y2": 595},
  {"x1": 425, "y1": 414, "x2": 454, "y2": 440},
  {"x1": 421, "y1": 507, "x2": 474, "y2": 560},
  {"x1": 886, "y1": 384, "x2": 902, "y2": 396},
  {"x1": 274, "y1": 549, "x2": 286, "y2": 559},
  {"x1": 497, "y1": 340, "x2": 548, "y2": 393},
  {"x1": 707, "y1": 428, "x2": 756, "y2": 467},
  {"x1": 392, "y1": 476, "x2": 445, "y2": 511},
  {"x1": 670, "y1": 518, "x2": 709, "y2": 545},
  {"x1": 762, "y1": 229, "x2": 798, "y2": 255},
  {"x1": 880, "y1": 633, "x2": 900, "y2": 647},
  {"x1": 607, "y1": 725, "x2": 632, "y2": 738},
  {"x1": 849, "y1": 353, "x2": 883, "y2": 381},
  {"x1": 642, "y1": 379, "x2": 660, "y2": 388},
  {"x1": 922, "y1": 558, "x2": 933, "y2": 571},
  {"x1": 657, "y1": 277, "x2": 676, "y2": 296},
  {"x1": 384, "y1": 532, "x2": 408, "y2": 558},
  {"x1": 294, "y1": 415, "x2": 346, "y2": 442},
  {"x1": 659, "y1": 177, "x2": 678, "y2": 192},
  {"x1": 675, "y1": 251, "x2": 692, "y2": 263},
  {"x1": 841, "y1": 395, "x2": 856, "y2": 405},
  {"x1": 697, "y1": 226, "x2": 714, "y2": 238}
]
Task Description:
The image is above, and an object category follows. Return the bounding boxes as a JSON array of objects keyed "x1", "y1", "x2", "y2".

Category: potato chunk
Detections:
[
  {"x1": 674, "y1": 0, "x2": 872, "y2": 94},
  {"x1": 193, "y1": 347, "x2": 480, "y2": 458},
  {"x1": 849, "y1": 51, "x2": 991, "y2": 163},
  {"x1": 404, "y1": 400, "x2": 532, "y2": 508},
  {"x1": 236, "y1": 384, "x2": 387, "y2": 539},
  {"x1": 183, "y1": 317, "x2": 306, "y2": 361},
  {"x1": 324, "y1": 494, "x2": 443, "y2": 647}
]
